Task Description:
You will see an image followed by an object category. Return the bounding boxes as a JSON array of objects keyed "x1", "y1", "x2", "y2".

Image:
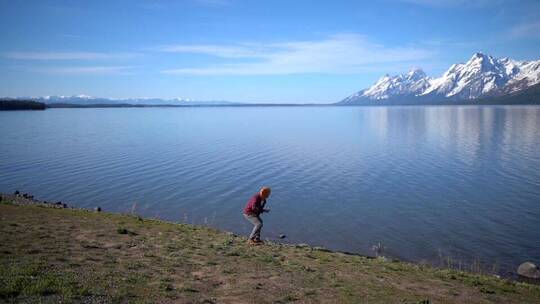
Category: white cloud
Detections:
[
  {"x1": 3, "y1": 51, "x2": 137, "y2": 60},
  {"x1": 58, "y1": 34, "x2": 84, "y2": 39},
  {"x1": 137, "y1": 0, "x2": 231, "y2": 10},
  {"x1": 507, "y1": 20, "x2": 540, "y2": 38},
  {"x1": 160, "y1": 34, "x2": 433, "y2": 75},
  {"x1": 395, "y1": 0, "x2": 501, "y2": 8},
  {"x1": 156, "y1": 44, "x2": 268, "y2": 58},
  {"x1": 192, "y1": 0, "x2": 231, "y2": 7},
  {"x1": 136, "y1": 1, "x2": 167, "y2": 10},
  {"x1": 32, "y1": 66, "x2": 135, "y2": 75}
]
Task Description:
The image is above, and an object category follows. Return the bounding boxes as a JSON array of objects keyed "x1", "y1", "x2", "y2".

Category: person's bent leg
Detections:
[
  {"x1": 244, "y1": 214, "x2": 263, "y2": 240},
  {"x1": 253, "y1": 216, "x2": 263, "y2": 240}
]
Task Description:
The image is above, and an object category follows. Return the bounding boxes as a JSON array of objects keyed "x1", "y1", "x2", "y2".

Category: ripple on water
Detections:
[{"x1": 0, "y1": 106, "x2": 539, "y2": 275}]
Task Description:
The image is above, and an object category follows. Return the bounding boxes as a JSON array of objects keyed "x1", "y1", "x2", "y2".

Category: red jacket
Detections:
[{"x1": 243, "y1": 193, "x2": 266, "y2": 216}]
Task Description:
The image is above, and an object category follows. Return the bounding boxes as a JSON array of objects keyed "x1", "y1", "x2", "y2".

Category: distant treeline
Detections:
[
  {"x1": 0, "y1": 100, "x2": 46, "y2": 110},
  {"x1": 45, "y1": 103, "x2": 323, "y2": 108},
  {"x1": 46, "y1": 103, "x2": 144, "y2": 108}
]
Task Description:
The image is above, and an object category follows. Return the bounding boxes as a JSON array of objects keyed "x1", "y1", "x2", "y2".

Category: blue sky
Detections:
[{"x1": 1, "y1": 0, "x2": 539, "y2": 103}]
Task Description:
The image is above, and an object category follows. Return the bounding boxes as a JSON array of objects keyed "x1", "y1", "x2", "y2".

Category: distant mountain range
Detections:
[
  {"x1": 3, "y1": 53, "x2": 540, "y2": 106},
  {"x1": 2, "y1": 95, "x2": 240, "y2": 106},
  {"x1": 339, "y1": 53, "x2": 540, "y2": 105}
]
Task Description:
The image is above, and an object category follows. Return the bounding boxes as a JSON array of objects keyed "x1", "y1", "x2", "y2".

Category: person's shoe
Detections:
[
  {"x1": 247, "y1": 239, "x2": 260, "y2": 245},
  {"x1": 254, "y1": 238, "x2": 264, "y2": 244}
]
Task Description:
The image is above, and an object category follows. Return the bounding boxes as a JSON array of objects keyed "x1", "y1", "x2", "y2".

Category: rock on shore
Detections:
[{"x1": 518, "y1": 262, "x2": 540, "y2": 279}]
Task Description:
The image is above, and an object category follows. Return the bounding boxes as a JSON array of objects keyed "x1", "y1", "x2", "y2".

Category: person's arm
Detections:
[{"x1": 262, "y1": 199, "x2": 270, "y2": 213}]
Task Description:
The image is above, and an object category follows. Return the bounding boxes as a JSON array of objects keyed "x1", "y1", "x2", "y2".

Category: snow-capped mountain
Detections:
[
  {"x1": 345, "y1": 68, "x2": 431, "y2": 101},
  {"x1": 420, "y1": 53, "x2": 523, "y2": 99},
  {"x1": 502, "y1": 60, "x2": 540, "y2": 94},
  {"x1": 339, "y1": 53, "x2": 540, "y2": 104}
]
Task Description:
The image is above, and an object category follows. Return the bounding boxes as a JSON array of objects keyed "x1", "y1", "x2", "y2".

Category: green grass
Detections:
[
  {"x1": 0, "y1": 261, "x2": 82, "y2": 299},
  {"x1": 1, "y1": 203, "x2": 539, "y2": 303},
  {"x1": 0, "y1": 199, "x2": 14, "y2": 205}
]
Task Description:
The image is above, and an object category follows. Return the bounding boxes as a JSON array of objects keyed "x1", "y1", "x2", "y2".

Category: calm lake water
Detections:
[{"x1": 1, "y1": 106, "x2": 539, "y2": 275}]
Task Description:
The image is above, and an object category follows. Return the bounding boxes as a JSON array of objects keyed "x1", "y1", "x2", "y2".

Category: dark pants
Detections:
[{"x1": 243, "y1": 213, "x2": 263, "y2": 240}]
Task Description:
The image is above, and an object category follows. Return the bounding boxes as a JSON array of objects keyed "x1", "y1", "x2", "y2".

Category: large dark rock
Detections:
[{"x1": 517, "y1": 262, "x2": 540, "y2": 279}]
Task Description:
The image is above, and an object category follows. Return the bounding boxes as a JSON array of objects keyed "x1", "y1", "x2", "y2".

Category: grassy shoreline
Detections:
[{"x1": 1, "y1": 196, "x2": 539, "y2": 303}]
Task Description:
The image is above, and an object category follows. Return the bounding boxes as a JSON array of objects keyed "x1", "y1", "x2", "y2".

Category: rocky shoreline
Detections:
[{"x1": 1, "y1": 192, "x2": 69, "y2": 209}]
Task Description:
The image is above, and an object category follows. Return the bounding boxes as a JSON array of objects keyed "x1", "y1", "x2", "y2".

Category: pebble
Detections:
[{"x1": 94, "y1": 206, "x2": 102, "y2": 212}]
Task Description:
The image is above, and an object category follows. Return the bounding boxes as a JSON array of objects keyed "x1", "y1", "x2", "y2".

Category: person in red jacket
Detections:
[{"x1": 243, "y1": 187, "x2": 271, "y2": 244}]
